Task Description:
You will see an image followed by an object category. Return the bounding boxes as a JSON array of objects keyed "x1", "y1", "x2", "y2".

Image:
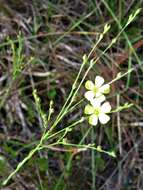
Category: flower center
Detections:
[
  {"x1": 93, "y1": 86, "x2": 98, "y2": 94},
  {"x1": 94, "y1": 108, "x2": 101, "y2": 115}
]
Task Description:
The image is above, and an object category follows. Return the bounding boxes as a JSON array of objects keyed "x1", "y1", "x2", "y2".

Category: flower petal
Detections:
[
  {"x1": 95, "y1": 91, "x2": 102, "y2": 98},
  {"x1": 101, "y1": 102, "x2": 111, "y2": 113},
  {"x1": 97, "y1": 95, "x2": 106, "y2": 103},
  {"x1": 85, "y1": 80, "x2": 94, "y2": 90},
  {"x1": 90, "y1": 95, "x2": 105, "y2": 108},
  {"x1": 99, "y1": 113, "x2": 110, "y2": 124},
  {"x1": 84, "y1": 91, "x2": 94, "y2": 101},
  {"x1": 84, "y1": 104, "x2": 94, "y2": 115},
  {"x1": 88, "y1": 114, "x2": 98, "y2": 126},
  {"x1": 99, "y1": 84, "x2": 110, "y2": 94},
  {"x1": 90, "y1": 98, "x2": 101, "y2": 108},
  {"x1": 95, "y1": 76, "x2": 104, "y2": 87}
]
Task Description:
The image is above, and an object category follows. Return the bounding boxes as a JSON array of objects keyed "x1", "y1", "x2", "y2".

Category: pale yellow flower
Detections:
[
  {"x1": 84, "y1": 98, "x2": 111, "y2": 126},
  {"x1": 84, "y1": 76, "x2": 110, "y2": 101}
]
